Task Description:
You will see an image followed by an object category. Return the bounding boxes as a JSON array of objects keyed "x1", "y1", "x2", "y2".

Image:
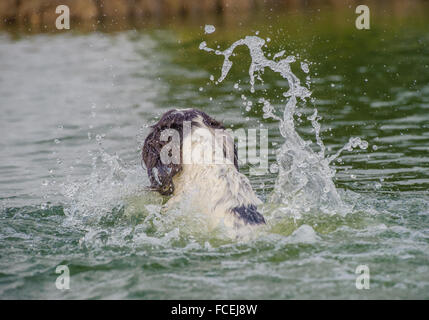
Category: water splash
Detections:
[
  {"x1": 58, "y1": 34, "x2": 369, "y2": 246},
  {"x1": 201, "y1": 35, "x2": 368, "y2": 215},
  {"x1": 59, "y1": 145, "x2": 254, "y2": 245},
  {"x1": 60, "y1": 150, "x2": 149, "y2": 226}
]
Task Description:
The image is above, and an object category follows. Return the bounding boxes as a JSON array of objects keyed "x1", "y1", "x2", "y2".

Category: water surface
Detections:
[{"x1": 1, "y1": 7, "x2": 429, "y2": 299}]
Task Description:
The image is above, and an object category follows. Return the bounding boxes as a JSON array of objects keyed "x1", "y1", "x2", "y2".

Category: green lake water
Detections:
[{"x1": 1, "y1": 5, "x2": 429, "y2": 299}]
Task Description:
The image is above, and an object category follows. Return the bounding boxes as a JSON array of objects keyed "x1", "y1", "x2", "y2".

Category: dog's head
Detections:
[{"x1": 142, "y1": 109, "x2": 238, "y2": 196}]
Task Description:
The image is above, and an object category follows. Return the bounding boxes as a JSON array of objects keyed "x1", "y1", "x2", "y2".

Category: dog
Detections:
[{"x1": 142, "y1": 108, "x2": 265, "y2": 228}]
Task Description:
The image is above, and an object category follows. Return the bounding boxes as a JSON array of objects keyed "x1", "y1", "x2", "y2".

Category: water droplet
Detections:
[
  {"x1": 199, "y1": 41, "x2": 207, "y2": 50},
  {"x1": 301, "y1": 62, "x2": 309, "y2": 73},
  {"x1": 204, "y1": 24, "x2": 216, "y2": 34}
]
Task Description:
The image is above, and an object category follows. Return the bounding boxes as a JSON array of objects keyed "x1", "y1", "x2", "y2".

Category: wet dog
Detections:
[{"x1": 142, "y1": 108, "x2": 265, "y2": 228}]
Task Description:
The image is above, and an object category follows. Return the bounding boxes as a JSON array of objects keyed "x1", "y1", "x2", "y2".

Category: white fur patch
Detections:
[{"x1": 166, "y1": 117, "x2": 262, "y2": 229}]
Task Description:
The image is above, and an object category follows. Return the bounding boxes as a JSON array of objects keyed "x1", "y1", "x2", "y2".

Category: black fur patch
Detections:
[
  {"x1": 231, "y1": 205, "x2": 266, "y2": 225},
  {"x1": 142, "y1": 109, "x2": 239, "y2": 196}
]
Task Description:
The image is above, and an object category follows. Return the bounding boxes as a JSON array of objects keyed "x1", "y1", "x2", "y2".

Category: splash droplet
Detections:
[{"x1": 204, "y1": 25, "x2": 216, "y2": 34}]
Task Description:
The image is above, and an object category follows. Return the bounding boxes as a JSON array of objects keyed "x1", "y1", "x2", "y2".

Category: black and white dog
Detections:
[{"x1": 142, "y1": 109, "x2": 265, "y2": 228}]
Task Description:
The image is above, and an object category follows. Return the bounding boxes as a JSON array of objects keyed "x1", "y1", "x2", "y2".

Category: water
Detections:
[
  {"x1": 1, "y1": 7, "x2": 429, "y2": 299},
  {"x1": 201, "y1": 34, "x2": 368, "y2": 215}
]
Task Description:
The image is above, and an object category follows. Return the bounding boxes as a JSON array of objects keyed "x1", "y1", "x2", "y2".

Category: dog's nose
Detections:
[{"x1": 160, "y1": 183, "x2": 174, "y2": 196}]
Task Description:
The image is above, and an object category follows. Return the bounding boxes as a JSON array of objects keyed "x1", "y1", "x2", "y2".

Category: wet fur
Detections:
[{"x1": 142, "y1": 108, "x2": 265, "y2": 227}]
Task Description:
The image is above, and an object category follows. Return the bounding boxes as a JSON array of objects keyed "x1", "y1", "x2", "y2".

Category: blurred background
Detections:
[{"x1": 0, "y1": 0, "x2": 427, "y2": 32}]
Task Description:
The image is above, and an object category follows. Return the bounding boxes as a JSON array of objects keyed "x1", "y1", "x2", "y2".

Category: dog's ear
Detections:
[{"x1": 142, "y1": 121, "x2": 182, "y2": 196}]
